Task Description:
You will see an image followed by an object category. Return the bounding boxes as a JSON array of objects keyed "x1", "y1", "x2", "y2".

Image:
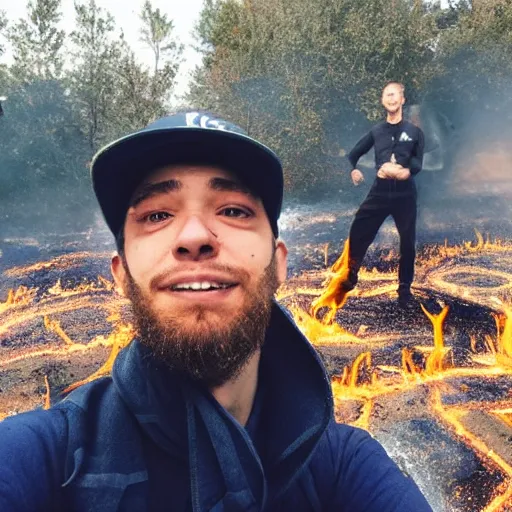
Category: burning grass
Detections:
[{"x1": 3, "y1": 233, "x2": 512, "y2": 510}]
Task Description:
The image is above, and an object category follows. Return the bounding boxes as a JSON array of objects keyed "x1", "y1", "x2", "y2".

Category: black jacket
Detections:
[{"x1": 348, "y1": 120, "x2": 425, "y2": 175}]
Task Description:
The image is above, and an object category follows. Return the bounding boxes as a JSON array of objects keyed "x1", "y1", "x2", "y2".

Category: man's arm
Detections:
[
  {"x1": 410, "y1": 128, "x2": 425, "y2": 175},
  {"x1": 347, "y1": 131, "x2": 374, "y2": 170},
  {"x1": 323, "y1": 424, "x2": 432, "y2": 512},
  {"x1": 0, "y1": 410, "x2": 67, "y2": 511}
]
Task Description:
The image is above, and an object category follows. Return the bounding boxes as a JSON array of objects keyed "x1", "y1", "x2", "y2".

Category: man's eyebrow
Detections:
[
  {"x1": 130, "y1": 179, "x2": 182, "y2": 207},
  {"x1": 209, "y1": 177, "x2": 255, "y2": 198}
]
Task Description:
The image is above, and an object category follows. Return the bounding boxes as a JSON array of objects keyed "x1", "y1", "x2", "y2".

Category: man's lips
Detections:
[{"x1": 157, "y1": 273, "x2": 239, "y2": 292}]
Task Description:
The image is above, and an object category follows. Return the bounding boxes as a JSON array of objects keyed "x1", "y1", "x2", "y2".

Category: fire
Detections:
[
  {"x1": 311, "y1": 239, "x2": 351, "y2": 323},
  {"x1": 5, "y1": 232, "x2": 512, "y2": 510},
  {"x1": 401, "y1": 347, "x2": 422, "y2": 381},
  {"x1": 0, "y1": 285, "x2": 38, "y2": 314},
  {"x1": 62, "y1": 322, "x2": 135, "y2": 394},
  {"x1": 418, "y1": 230, "x2": 512, "y2": 270},
  {"x1": 331, "y1": 304, "x2": 452, "y2": 426},
  {"x1": 47, "y1": 276, "x2": 114, "y2": 297},
  {"x1": 43, "y1": 375, "x2": 51, "y2": 410},
  {"x1": 289, "y1": 305, "x2": 363, "y2": 345},
  {"x1": 44, "y1": 316, "x2": 75, "y2": 346},
  {"x1": 494, "y1": 306, "x2": 512, "y2": 362},
  {"x1": 431, "y1": 388, "x2": 512, "y2": 512},
  {"x1": 332, "y1": 352, "x2": 374, "y2": 430},
  {"x1": 4, "y1": 251, "x2": 112, "y2": 278},
  {"x1": 421, "y1": 304, "x2": 451, "y2": 375}
]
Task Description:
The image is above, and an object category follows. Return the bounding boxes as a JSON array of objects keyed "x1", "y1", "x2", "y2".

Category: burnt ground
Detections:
[{"x1": 2, "y1": 220, "x2": 512, "y2": 510}]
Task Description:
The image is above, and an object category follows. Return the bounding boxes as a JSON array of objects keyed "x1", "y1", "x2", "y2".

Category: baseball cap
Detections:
[{"x1": 91, "y1": 111, "x2": 283, "y2": 239}]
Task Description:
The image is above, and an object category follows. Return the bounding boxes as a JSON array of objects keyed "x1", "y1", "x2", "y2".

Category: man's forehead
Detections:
[
  {"x1": 130, "y1": 164, "x2": 256, "y2": 207},
  {"x1": 383, "y1": 84, "x2": 402, "y2": 94},
  {"x1": 141, "y1": 164, "x2": 238, "y2": 186}
]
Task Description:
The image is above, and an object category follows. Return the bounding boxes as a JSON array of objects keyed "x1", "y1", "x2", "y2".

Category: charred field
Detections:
[{"x1": 2, "y1": 212, "x2": 512, "y2": 511}]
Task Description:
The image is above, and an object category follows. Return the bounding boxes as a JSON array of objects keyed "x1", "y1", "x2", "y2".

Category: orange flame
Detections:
[
  {"x1": 496, "y1": 306, "x2": 512, "y2": 358},
  {"x1": 62, "y1": 322, "x2": 135, "y2": 394},
  {"x1": 431, "y1": 387, "x2": 512, "y2": 512},
  {"x1": 0, "y1": 286, "x2": 38, "y2": 314},
  {"x1": 332, "y1": 352, "x2": 373, "y2": 395},
  {"x1": 43, "y1": 376, "x2": 51, "y2": 410},
  {"x1": 47, "y1": 276, "x2": 114, "y2": 297},
  {"x1": 311, "y1": 239, "x2": 351, "y2": 323},
  {"x1": 289, "y1": 305, "x2": 362, "y2": 345},
  {"x1": 401, "y1": 347, "x2": 422, "y2": 380},
  {"x1": 421, "y1": 304, "x2": 451, "y2": 375},
  {"x1": 44, "y1": 316, "x2": 75, "y2": 346}
]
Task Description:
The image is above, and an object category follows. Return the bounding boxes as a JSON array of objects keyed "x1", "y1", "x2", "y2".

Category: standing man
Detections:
[
  {"x1": 344, "y1": 82, "x2": 425, "y2": 306},
  {"x1": 0, "y1": 112, "x2": 432, "y2": 511}
]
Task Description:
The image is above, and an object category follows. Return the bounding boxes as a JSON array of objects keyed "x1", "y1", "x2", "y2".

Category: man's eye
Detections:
[
  {"x1": 146, "y1": 211, "x2": 172, "y2": 223},
  {"x1": 221, "y1": 207, "x2": 251, "y2": 218}
]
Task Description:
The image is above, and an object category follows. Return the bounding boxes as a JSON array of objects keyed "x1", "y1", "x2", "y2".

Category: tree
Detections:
[
  {"x1": 68, "y1": 0, "x2": 124, "y2": 150},
  {"x1": 0, "y1": 79, "x2": 93, "y2": 236},
  {"x1": 140, "y1": 0, "x2": 182, "y2": 76},
  {"x1": 0, "y1": 10, "x2": 7, "y2": 58},
  {"x1": 112, "y1": 48, "x2": 167, "y2": 133},
  {"x1": 139, "y1": 0, "x2": 183, "y2": 108},
  {"x1": 190, "y1": 0, "x2": 440, "y2": 196},
  {"x1": 7, "y1": 0, "x2": 65, "y2": 82},
  {"x1": 432, "y1": 0, "x2": 512, "y2": 127},
  {"x1": 0, "y1": 10, "x2": 9, "y2": 89}
]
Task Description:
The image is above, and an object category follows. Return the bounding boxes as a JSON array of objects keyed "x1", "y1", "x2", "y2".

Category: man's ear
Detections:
[
  {"x1": 111, "y1": 253, "x2": 127, "y2": 297},
  {"x1": 274, "y1": 239, "x2": 288, "y2": 286}
]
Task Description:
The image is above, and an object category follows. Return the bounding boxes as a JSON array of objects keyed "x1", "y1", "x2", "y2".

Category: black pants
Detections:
[{"x1": 348, "y1": 178, "x2": 417, "y2": 289}]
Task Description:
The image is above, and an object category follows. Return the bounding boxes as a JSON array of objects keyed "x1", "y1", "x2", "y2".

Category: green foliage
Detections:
[
  {"x1": 7, "y1": 0, "x2": 65, "y2": 82},
  {"x1": 0, "y1": 0, "x2": 182, "y2": 235},
  {"x1": 138, "y1": 0, "x2": 183, "y2": 117},
  {"x1": 435, "y1": 0, "x2": 512, "y2": 106},
  {"x1": 0, "y1": 79, "x2": 93, "y2": 232},
  {"x1": 67, "y1": 0, "x2": 125, "y2": 150},
  {"x1": 190, "y1": 0, "x2": 440, "y2": 194},
  {"x1": 140, "y1": 0, "x2": 182, "y2": 74},
  {"x1": 0, "y1": 10, "x2": 7, "y2": 58}
]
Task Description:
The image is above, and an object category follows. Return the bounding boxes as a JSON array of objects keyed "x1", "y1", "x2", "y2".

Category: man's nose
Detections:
[{"x1": 172, "y1": 215, "x2": 219, "y2": 261}]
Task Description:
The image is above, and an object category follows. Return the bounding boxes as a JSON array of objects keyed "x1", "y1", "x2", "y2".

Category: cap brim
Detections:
[{"x1": 91, "y1": 127, "x2": 283, "y2": 237}]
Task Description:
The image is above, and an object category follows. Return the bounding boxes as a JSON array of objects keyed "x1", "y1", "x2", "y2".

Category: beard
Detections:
[{"x1": 123, "y1": 256, "x2": 279, "y2": 388}]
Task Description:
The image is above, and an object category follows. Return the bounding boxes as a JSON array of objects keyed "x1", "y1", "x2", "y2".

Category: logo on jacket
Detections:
[{"x1": 399, "y1": 131, "x2": 413, "y2": 142}]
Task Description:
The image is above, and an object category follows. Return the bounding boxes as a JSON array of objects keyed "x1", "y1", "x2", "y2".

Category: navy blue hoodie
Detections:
[{"x1": 0, "y1": 303, "x2": 432, "y2": 511}]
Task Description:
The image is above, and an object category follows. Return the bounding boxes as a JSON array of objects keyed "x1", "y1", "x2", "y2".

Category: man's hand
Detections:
[
  {"x1": 351, "y1": 169, "x2": 364, "y2": 186},
  {"x1": 377, "y1": 163, "x2": 411, "y2": 180},
  {"x1": 394, "y1": 167, "x2": 411, "y2": 180}
]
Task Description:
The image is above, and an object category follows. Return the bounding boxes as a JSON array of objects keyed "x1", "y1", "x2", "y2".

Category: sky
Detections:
[{"x1": 0, "y1": 0, "x2": 204, "y2": 99}]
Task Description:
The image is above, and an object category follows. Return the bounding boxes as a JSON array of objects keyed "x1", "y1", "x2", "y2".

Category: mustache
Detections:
[{"x1": 149, "y1": 263, "x2": 252, "y2": 290}]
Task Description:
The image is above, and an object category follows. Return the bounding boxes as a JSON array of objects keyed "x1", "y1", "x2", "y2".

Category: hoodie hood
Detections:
[{"x1": 111, "y1": 302, "x2": 333, "y2": 510}]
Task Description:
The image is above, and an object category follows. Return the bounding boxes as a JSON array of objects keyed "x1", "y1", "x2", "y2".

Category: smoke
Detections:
[
  {"x1": 0, "y1": 80, "x2": 110, "y2": 248},
  {"x1": 3, "y1": 48, "x2": 512, "y2": 256},
  {"x1": 415, "y1": 53, "x2": 512, "y2": 243}
]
